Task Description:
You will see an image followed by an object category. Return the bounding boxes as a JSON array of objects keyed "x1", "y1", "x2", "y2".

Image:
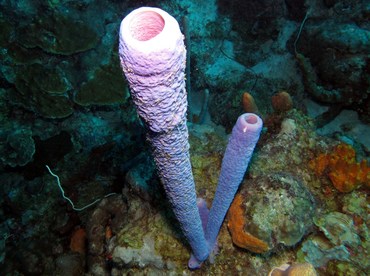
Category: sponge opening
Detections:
[
  {"x1": 244, "y1": 114, "x2": 258, "y2": 124},
  {"x1": 129, "y1": 11, "x2": 165, "y2": 41}
]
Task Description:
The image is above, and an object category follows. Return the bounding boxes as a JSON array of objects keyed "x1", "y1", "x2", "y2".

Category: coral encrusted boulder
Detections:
[{"x1": 228, "y1": 173, "x2": 316, "y2": 253}]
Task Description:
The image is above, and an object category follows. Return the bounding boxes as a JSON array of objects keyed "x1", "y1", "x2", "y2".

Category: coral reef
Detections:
[
  {"x1": 188, "y1": 123, "x2": 226, "y2": 202},
  {"x1": 113, "y1": 235, "x2": 165, "y2": 270},
  {"x1": 299, "y1": 237, "x2": 350, "y2": 268},
  {"x1": 298, "y1": 196, "x2": 370, "y2": 274},
  {"x1": 250, "y1": 109, "x2": 318, "y2": 177},
  {"x1": 110, "y1": 193, "x2": 189, "y2": 274},
  {"x1": 55, "y1": 253, "x2": 85, "y2": 276},
  {"x1": 231, "y1": 173, "x2": 315, "y2": 252},
  {"x1": 11, "y1": 63, "x2": 73, "y2": 118},
  {"x1": 0, "y1": 0, "x2": 369, "y2": 275},
  {"x1": 313, "y1": 212, "x2": 360, "y2": 246},
  {"x1": 209, "y1": 77, "x2": 294, "y2": 132},
  {"x1": 0, "y1": 0, "x2": 129, "y2": 120}
]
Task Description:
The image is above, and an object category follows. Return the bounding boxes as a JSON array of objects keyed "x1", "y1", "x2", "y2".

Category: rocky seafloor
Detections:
[{"x1": 0, "y1": 0, "x2": 369, "y2": 275}]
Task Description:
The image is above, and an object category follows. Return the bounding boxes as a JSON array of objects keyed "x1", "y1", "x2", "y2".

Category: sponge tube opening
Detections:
[{"x1": 129, "y1": 11, "x2": 165, "y2": 41}]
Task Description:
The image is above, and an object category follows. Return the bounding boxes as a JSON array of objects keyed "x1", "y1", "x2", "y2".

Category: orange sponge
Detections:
[
  {"x1": 309, "y1": 144, "x2": 369, "y2": 193},
  {"x1": 271, "y1": 91, "x2": 293, "y2": 113},
  {"x1": 70, "y1": 228, "x2": 87, "y2": 255},
  {"x1": 242, "y1": 92, "x2": 259, "y2": 114},
  {"x1": 227, "y1": 193, "x2": 269, "y2": 253}
]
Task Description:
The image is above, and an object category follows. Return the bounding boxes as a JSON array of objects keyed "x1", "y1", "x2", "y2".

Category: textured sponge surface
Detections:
[
  {"x1": 119, "y1": 7, "x2": 209, "y2": 263},
  {"x1": 205, "y1": 113, "x2": 263, "y2": 251}
]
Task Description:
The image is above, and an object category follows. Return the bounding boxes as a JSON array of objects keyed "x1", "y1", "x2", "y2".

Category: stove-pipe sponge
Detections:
[
  {"x1": 205, "y1": 113, "x2": 263, "y2": 253},
  {"x1": 118, "y1": 7, "x2": 209, "y2": 264}
]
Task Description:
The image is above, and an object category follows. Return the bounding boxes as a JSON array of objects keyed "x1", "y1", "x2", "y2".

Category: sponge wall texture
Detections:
[
  {"x1": 119, "y1": 7, "x2": 209, "y2": 262},
  {"x1": 205, "y1": 113, "x2": 263, "y2": 251},
  {"x1": 119, "y1": 7, "x2": 187, "y2": 133}
]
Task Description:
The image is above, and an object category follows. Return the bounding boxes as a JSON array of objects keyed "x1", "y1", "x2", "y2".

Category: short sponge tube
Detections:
[{"x1": 205, "y1": 113, "x2": 263, "y2": 252}]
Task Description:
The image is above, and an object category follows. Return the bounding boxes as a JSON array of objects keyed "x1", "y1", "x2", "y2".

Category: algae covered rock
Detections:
[
  {"x1": 298, "y1": 209, "x2": 370, "y2": 273},
  {"x1": 189, "y1": 123, "x2": 227, "y2": 197},
  {"x1": 74, "y1": 54, "x2": 129, "y2": 106},
  {"x1": 11, "y1": 63, "x2": 73, "y2": 118},
  {"x1": 268, "y1": 262, "x2": 317, "y2": 276},
  {"x1": 113, "y1": 235, "x2": 165, "y2": 270},
  {"x1": 1, "y1": 128, "x2": 35, "y2": 167},
  {"x1": 296, "y1": 20, "x2": 370, "y2": 107},
  {"x1": 111, "y1": 196, "x2": 188, "y2": 274},
  {"x1": 299, "y1": 237, "x2": 350, "y2": 268},
  {"x1": 230, "y1": 173, "x2": 315, "y2": 252},
  {"x1": 314, "y1": 212, "x2": 361, "y2": 246},
  {"x1": 55, "y1": 253, "x2": 84, "y2": 276},
  {"x1": 250, "y1": 110, "x2": 318, "y2": 175},
  {"x1": 0, "y1": 17, "x2": 13, "y2": 47},
  {"x1": 18, "y1": 13, "x2": 100, "y2": 55},
  {"x1": 85, "y1": 195, "x2": 128, "y2": 275}
]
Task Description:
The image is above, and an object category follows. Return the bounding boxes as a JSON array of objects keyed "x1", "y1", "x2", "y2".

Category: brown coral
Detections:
[
  {"x1": 309, "y1": 144, "x2": 370, "y2": 192},
  {"x1": 227, "y1": 193, "x2": 269, "y2": 253}
]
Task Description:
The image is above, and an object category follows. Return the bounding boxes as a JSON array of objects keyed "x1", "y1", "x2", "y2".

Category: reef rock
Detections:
[
  {"x1": 0, "y1": 128, "x2": 35, "y2": 167},
  {"x1": 229, "y1": 173, "x2": 315, "y2": 253},
  {"x1": 110, "y1": 195, "x2": 188, "y2": 275}
]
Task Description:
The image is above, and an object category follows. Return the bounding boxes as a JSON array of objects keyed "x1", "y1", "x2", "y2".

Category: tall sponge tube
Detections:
[
  {"x1": 118, "y1": 7, "x2": 209, "y2": 263},
  {"x1": 205, "y1": 113, "x2": 263, "y2": 252}
]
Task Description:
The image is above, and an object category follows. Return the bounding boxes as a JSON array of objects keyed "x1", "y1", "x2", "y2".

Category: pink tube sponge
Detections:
[{"x1": 119, "y1": 7, "x2": 209, "y2": 265}]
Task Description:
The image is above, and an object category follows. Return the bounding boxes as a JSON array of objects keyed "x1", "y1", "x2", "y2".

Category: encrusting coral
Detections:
[
  {"x1": 309, "y1": 143, "x2": 370, "y2": 193},
  {"x1": 227, "y1": 193, "x2": 269, "y2": 253}
]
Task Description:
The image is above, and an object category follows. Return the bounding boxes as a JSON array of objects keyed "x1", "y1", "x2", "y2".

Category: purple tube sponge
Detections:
[
  {"x1": 205, "y1": 113, "x2": 263, "y2": 253},
  {"x1": 118, "y1": 7, "x2": 209, "y2": 263}
]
